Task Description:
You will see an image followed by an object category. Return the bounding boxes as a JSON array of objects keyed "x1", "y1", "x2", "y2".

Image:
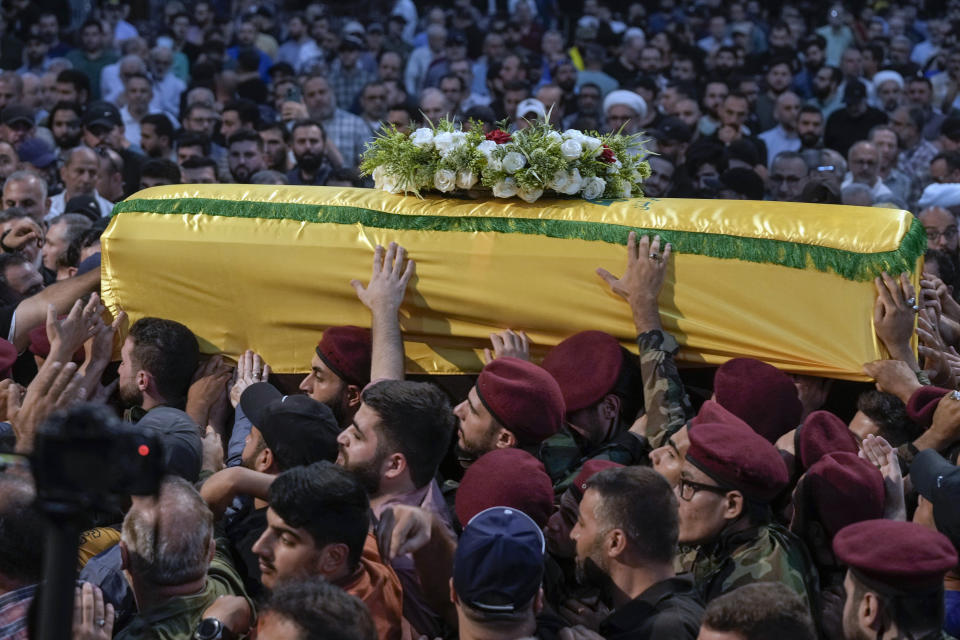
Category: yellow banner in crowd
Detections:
[{"x1": 101, "y1": 186, "x2": 924, "y2": 381}]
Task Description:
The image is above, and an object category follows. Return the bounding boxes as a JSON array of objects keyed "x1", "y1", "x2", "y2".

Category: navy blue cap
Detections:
[
  {"x1": 18, "y1": 137, "x2": 57, "y2": 168},
  {"x1": 453, "y1": 506, "x2": 545, "y2": 613}
]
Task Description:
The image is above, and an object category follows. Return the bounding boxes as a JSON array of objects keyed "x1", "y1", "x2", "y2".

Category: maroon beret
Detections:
[
  {"x1": 691, "y1": 399, "x2": 752, "y2": 430},
  {"x1": 801, "y1": 452, "x2": 884, "y2": 538},
  {"x1": 713, "y1": 358, "x2": 803, "y2": 443},
  {"x1": 455, "y1": 448, "x2": 554, "y2": 528},
  {"x1": 316, "y1": 326, "x2": 372, "y2": 387},
  {"x1": 476, "y1": 357, "x2": 565, "y2": 446},
  {"x1": 569, "y1": 459, "x2": 624, "y2": 502},
  {"x1": 906, "y1": 386, "x2": 951, "y2": 429},
  {"x1": 797, "y1": 411, "x2": 858, "y2": 471},
  {"x1": 0, "y1": 337, "x2": 15, "y2": 377},
  {"x1": 833, "y1": 519, "x2": 958, "y2": 593},
  {"x1": 686, "y1": 420, "x2": 789, "y2": 502},
  {"x1": 28, "y1": 324, "x2": 85, "y2": 363},
  {"x1": 542, "y1": 331, "x2": 623, "y2": 412}
]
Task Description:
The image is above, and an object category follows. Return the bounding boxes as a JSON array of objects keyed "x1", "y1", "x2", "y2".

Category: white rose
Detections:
[
  {"x1": 477, "y1": 139, "x2": 498, "y2": 158},
  {"x1": 381, "y1": 173, "x2": 401, "y2": 194},
  {"x1": 560, "y1": 139, "x2": 583, "y2": 160},
  {"x1": 518, "y1": 187, "x2": 544, "y2": 203},
  {"x1": 492, "y1": 177, "x2": 519, "y2": 198},
  {"x1": 486, "y1": 156, "x2": 502, "y2": 172},
  {"x1": 582, "y1": 136, "x2": 602, "y2": 153},
  {"x1": 546, "y1": 131, "x2": 562, "y2": 143},
  {"x1": 561, "y1": 169, "x2": 584, "y2": 195},
  {"x1": 548, "y1": 170, "x2": 570, "y2": 192},
  {"x1": 433, "y1": 169, "x2": 456, "y2": 192},
  {"x1": 502, "y1": 151, "x2": 526, "y2": 174},
  {"x1": 456, "y1": 169, "x2": 477, "y2": 189},
  {"x1": 620, "y1": 183, "x2": 632, "y2": 198},
  {"x1": 606, "y1": 163, "x2": 619, "y2": 175},
  {"x1": 434, "y1": 131, "x2": 467, "y2": 157},
  {"x1": 562, "y1": 129, "x2": 585, "y2": 141},
  {"x1": 581, "y1": 176, "x2": 606, "y2": 200},
  {"x1": 372, "y1": 165, "x2": 385, "y2": 189},
  {"x1": 410, "y1": 128, "x2": 435, "y2": 149}
]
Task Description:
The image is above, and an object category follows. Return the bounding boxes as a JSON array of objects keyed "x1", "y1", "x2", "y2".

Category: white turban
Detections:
[
  {"x1": 873, "y1": 70, "x2": 905, "y2": 90},
  {"x1": 919, "y1": 183, "x2": 960, "y2": 209},
  {"x1": 603, "y1": 90, "x2": 647, "y2": 119}
]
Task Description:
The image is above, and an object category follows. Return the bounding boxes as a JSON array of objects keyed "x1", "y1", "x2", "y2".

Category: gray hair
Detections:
[
  {"x1": 4, "y1": 170, "x2": 47, "y2": 200},
  {"x1": 250, "y1": 170, "x2": 288, "y2": 185},
  {"x1": 841, "y1": 183, "x2": 874, "y2": 206},
  {"x1": 121, "y1": 477, "x2": 214, "y2": 586}
]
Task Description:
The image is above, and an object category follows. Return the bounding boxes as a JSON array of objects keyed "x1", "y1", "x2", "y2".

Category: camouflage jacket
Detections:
[
  {"x1": 638, "y1": 329, "x2": 694, "y2": 449},
  {"x1": 539, "y1": 328, "x2": 693, "y2": 492},
  {"x1": 688, "y1": 523, "x2": 819, "y2": 611}
]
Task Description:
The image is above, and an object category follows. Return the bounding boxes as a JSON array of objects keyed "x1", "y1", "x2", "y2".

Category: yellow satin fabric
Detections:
[{"x1": 102, "y1": 187, "x2": 918, "y2": 380}]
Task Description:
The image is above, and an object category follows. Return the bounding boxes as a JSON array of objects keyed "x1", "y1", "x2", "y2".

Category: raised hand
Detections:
[
  {"x1": 228, "y1": 350, "x2": 271, "y2": 409},
  {"x1": 10, "y1": 360, "x2": 86, "y2": 453},
  {"x1": 862, "y1": 359, "x2": 922, "y2": 403},
  {"x1": 597, "y1": 232, "x2": 672, "y2": 333},
  {"x1": 350, "y1": 242, "x2": 416, "y2": 315},
  {"x1": 482, "y1": 329, "x2": 530, "y2": 364},
  {"x1": 873, "y1": 272, "x2": 918, "y2": 367},
  {"x1": 47, "y1": 294, "x2": 106, "y2": 362},
  {"x1": 859, "y1": 434, "x2": 906, "y2": 521},
  {"x1": 72, "y1": 582, "x2": 114, "y2": 640}
]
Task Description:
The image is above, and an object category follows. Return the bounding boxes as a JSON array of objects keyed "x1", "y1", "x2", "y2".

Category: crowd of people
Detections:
[{"x1": 2, "y1": 0, "x2": 960, "y2": 640}]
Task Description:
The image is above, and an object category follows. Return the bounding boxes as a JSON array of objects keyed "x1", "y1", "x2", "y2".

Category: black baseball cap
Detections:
[
  {"x1": 911, "y1": 449, "x2": 960, "y2": 551},
  {"x1": 240, "y1": 382, "x2": 340, "y2": 469},
  {"x1": 453, "y1": 506, "x2": 545, "y2": 613},
  {"x1": 1, "y1": 104, "x2": 34, "y2": 127},
  {"x1": 83, "y1": 101, "x2": 122, "y2": 129},
  {"x1": 651, "y1": 116, "x2": 692, "y2": 143},
  {"x1": 339, "y1": 35, "x2": 366, "y2": 51}
]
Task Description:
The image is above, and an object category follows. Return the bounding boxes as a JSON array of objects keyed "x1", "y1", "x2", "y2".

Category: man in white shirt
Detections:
[
  {"x1": 47, "y1": 146, "x2": 113, "y2": 220},
  {"x1": 759, "y1": 92, "x2": 802, "y2": 168}
]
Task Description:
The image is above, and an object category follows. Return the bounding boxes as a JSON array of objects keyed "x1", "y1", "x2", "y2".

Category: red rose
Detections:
[
  {"x1": 599, "y1": 145, "x2": 616, "y2": 163},
  {"x1": 486, "y1": 130, "x2": 513, "y2": 144}
]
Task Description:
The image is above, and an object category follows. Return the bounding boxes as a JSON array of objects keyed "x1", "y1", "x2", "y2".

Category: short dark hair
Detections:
[
  {"x1": 291, "y1": 119, "x2": 326, "y2": 141},
  {"x1": 585, "y1": 467, "x2": 677, "y2": 563},
  {"x1": 328, "y1": 167, "x2": 363, "y2": 186},
  {"x1": 261, "y1": 577, "x2": 377, "y2": 640},
  {"x1": 223, "y1": 99, "x2": 260, "y2": 127},
  {"x1": 0, "y1": 474, "x2": 45, "y2": 584},
  {"x1": 227, "y1": 128, "x2": 263, "y2": 150},
  {"x1": 799, "y1": 104, "x2": 822, "y2": 118},
  {"x1": 908, "y1": 75, "x2": 934, "y2": 91},
  {"x1": 50, "y1": 101, "x2": 82, "y2": 122},
  {"x1": 439, "y1": 74, "x2": 465, "y2": 91},
  {"x1": 141, "y1": 114, "x2": 174, "y2": 141},
  {"x1": 360, "y1": 380, "x2": 454, "y2": 489},
  {"x1": 821, "y1": 65, "x2": 843, "y2": 85},
  {"x1": 128, "y1": 317, "x2": 199, "y2": 406},
  {"x1": 849, "y1": 570, "x2": 944, "y2": 638},
  {"x1": 256, "y1": 120, "x2": 290, "y2": 142},
  {"x1": 856, "y1": 390, "x2": 919, "y2": 446},
  {"x1": 80, "y1": 18, "x2": 102, "y2": 33},
  {"x1": 180, "y1": 156, "x2": 217, "y2": 171},
  {"x1": 56, "y1": 69, "x2": 90, "y2": 95},
  {"x1": 141, "y1": 159, "x2": 181, "y2": 184},
  {"x1": 702, "y1": 582, "x2": 815, "y2": 640},
  {"x1": 934, "y1": 150, "x2": 960, "y2": 173},
  {"x1": 268, "y1": 461, "x2": 370, "y2": 569},
  {"x1": 49, "y1": 213, "x2": 93, "y2": 270},
  {"x1": 175, "y1": 131, "x2": 211, "y2": 155}
]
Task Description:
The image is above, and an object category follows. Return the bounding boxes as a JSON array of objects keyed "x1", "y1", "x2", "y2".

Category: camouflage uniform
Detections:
[
  {"x1": 688, "y1": 523, "x2": 819, "y2": 610},
  {"x1": 540, "y1": 328, "x2": 694, "y2": 493},
  {"x1": 638, "y1": 329, "x2": 694, "y2": 448}
]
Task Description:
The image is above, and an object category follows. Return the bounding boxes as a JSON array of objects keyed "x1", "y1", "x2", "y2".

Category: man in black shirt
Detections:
[
  {"x1": 824, "y1": 82, "x2": 887, "y2": 157},
  {"x1": 570, "y1": 466, "x2": 703, "y2": 640}
]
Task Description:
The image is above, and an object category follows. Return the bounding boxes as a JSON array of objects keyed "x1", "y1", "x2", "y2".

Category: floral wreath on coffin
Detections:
[{"x1": 359, "y1": 115, "x2": 652, "y2": 203}]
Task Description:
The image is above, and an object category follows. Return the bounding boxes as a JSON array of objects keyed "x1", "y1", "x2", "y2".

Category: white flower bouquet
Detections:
[{"x1": 360, "y1": 117, "x2": 652, "y2": 203}]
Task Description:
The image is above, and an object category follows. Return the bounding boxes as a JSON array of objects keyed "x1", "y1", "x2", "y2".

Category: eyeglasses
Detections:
[
  {"x1": 926, "y1": 227, "x2": 959, "y2": 241},
  {"x1": 677, "y1": 477, "x2": 731, "y2": 502}
]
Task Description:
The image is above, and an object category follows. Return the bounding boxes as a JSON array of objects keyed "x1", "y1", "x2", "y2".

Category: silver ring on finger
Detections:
[
  {"x1": 906, "y1": 297, "x2": 917, "y2": 306},
  {"x1": 912, "y1": 304, "x2": 920, "y2": 312},
  {"x1": 96, "y1": 619, "x2": 105, "y2": 627},
  {"x1": 950, "y1": 390, "x2": 960, "y2": 401},
  {"x1": 649, "y1": 252, "x2": 661, "y2": 262}
]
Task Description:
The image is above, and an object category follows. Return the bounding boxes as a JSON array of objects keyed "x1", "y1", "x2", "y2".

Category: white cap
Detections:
[
  {"x1": 919, "y1": 183, "x2": 960, "y2": 209},
  {"x1": 873, "y1": 70, "x2": 905, "y2": 90},
  {"x1": 342, "y1": 20, "x2": 365, "y2": 36},
  {"x1": 516, "y1": 98, "x2": 547, "y2": 120},
  {"x1": 603, "y1": 90, "x2": 647, "y2": 119},
  {"x1": 624, "y1": 27, "x2": 646, "y2": 44}
]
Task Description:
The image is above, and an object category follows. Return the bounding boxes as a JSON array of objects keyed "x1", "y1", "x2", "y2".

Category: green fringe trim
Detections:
[{"x1": 112, "y1": 197, "x2": 927, "y2": 282}]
